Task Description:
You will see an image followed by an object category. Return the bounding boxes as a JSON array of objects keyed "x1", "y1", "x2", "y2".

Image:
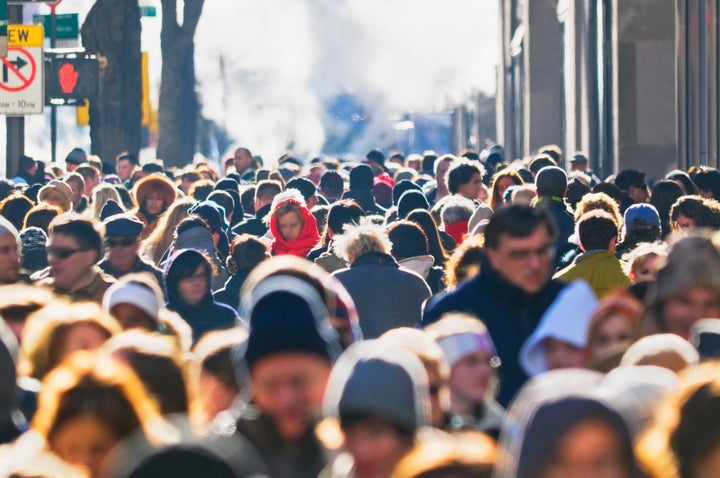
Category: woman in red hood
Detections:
[{"x1": 269, "y1": 195, "x2": 320, "y2": 257}]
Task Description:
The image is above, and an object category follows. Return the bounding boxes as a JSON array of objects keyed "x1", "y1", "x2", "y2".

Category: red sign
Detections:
[{"x1": 0, "y1": 47, "x2": 36, "y2": 92}]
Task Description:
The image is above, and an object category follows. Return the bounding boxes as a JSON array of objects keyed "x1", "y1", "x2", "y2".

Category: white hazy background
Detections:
[{"x1": 0, "y1": 0, "x2": 498, "y2": 175}]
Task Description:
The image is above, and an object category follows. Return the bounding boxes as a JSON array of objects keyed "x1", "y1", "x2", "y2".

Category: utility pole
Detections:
[{"x1": 5, "y1": 3, "x2": 23, "y2": 178}]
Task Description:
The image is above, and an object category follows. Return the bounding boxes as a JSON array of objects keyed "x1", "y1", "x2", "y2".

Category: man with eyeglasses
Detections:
[
  {"x1": 36, "y1": 214, "x2": 114, "y2": 303},
  {"x1": 98, "y1": 213, "x2": 164, "y2": 291},
  {"x1": 422, "y1": 205, "x2": 566, "y2": 406}
]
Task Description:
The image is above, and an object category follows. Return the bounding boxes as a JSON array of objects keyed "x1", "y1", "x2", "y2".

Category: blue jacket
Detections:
[{"x1": 422, "y1": 252, "x2": 566, "y2": 406}]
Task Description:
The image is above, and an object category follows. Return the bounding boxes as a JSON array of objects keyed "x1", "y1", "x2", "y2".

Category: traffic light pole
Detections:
[
  {"x1": 49, "y1": 4, "x2": 56, "y2": 164},
  {"x1": 5, "y1": 3, "x2": 22, "y2": 177}
]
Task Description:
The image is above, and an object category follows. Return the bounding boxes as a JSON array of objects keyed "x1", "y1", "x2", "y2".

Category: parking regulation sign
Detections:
[{"x1": 0, "y1": 24, "x2": 43, "y2": 115}]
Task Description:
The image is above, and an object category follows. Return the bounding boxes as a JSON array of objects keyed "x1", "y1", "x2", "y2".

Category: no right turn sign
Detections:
[{"x1": 0, "y1": 24, "x2": 43, "y2": 115}]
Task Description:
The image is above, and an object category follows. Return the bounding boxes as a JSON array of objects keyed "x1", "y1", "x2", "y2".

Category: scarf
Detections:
[
  {"x1": 445, "y1": 220, "x2": 469, "y2": 246},
  {"x1": 270, "y1": 199, "x2": 321, "y2": 257}
]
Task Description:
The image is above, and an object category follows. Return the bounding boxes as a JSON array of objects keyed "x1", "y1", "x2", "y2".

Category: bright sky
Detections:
[{"x1": 0, "y1": 0, "x2": 498, "y2": 175}]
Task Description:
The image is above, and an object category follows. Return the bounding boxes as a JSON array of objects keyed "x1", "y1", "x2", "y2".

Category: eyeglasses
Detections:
[
  {"x1": 106, "y1": 237, "x2": 136, "y2": 248},
  {"x1": 506, "y1": 244, "x2": 556, "y2": 262},
  {"x1": 47, "y1": 247, "x2": 91, "y2": 260}
]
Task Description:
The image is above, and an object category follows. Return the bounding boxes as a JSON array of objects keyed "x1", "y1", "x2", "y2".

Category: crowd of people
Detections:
[{"x1": 0, "y1": 144, "x2": 720, "y2": 477}]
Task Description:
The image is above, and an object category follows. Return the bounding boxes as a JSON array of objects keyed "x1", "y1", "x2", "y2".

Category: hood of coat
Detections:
[{"x1": 398, "y1": 255, "x2": 435, "y2": 279}]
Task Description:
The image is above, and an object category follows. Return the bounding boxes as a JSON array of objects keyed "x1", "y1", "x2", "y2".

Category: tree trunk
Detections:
[
  {"x1": 157, "y1": 0, "x2": 205, "y2": 169},
  {"x1": 81, "y1": 0, "x2": 142, "y2": 165}
]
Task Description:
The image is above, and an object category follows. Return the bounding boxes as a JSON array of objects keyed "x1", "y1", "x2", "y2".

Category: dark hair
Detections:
[
  {"x1": 228, "y1": 234, "x2": 268, "y2": 273},
  {"x1": 670, "y1": 196, "x2": 720, "y2": 229},
  {"x1": 447, "y1": 161, "x2": 483, "y2": 194},
  {"x1": 175, "y1": 216, "x2": 210, "y2": 238},
  {"x1": 207, "y1": 190, "x2": 234, "y2": 217},
  {"x1": 18, "y1": 154, "x2": 35, "y2": 173},
  {"x1": 49, "y1": 214, "x2": 104, "y2": 261},
  {"x1": 528, "y1": 154, "x2": 557, "y2": 175},
  {"x1": 116, "y1": 151, "x2": 139, "y2": 166},
  {"x1": 566, "y1": 176, "x2": 591, "y2": 210},
  {"x1": 615, "y1": 169, "x2": 646, "y2": 192},
  {"x1": 666, "y1": 169, "x2": 699, "y2": 196},
  {"x1": 423, "y1": 152, "x2": 439, "y2": 175},
  {"x1": 23, "y1": 203, "x2": 62, "y2": 233},
  {"x1": 591, "y1": 182, "x2": 623, "y2": 206},
  {"x1": 693, "y1": 168, "x2": 720, "y2": 200},
  {"x1": 388, "y1": 221, "x2": 429, "y2": 261},
  {"x1": 320, "y1": 171, "x2": 344, "y2": 198},
  {"x1": 484, "y1": 205, "x2": 558, "y2": 250},
  {"x1": 0, "y1": 193, "x2": 33, "y2": 230},
  {"x1": 650, "y1": 180, "x2": 684, "y2": 237},
  {"x1": 240, "y1": 186, "x2": 256, "y2": 215},
  {"x1": 577, "y1": 210, "x2": 618, "y2": 251},
  {"x1": 189, "y1": 179, "x2": 215, "y2": 202},
  {"x1": 538, "y1": 144, "x2": 563, "y2": 164},
  {"x1": 255, "y1": 180, "x2": 282, "y2": 203},
  {"x1": 406, "y1": 209, "x2": 449, "y2": 267},
  {"x1": 323, "y1": 199, "x2": 365, "y2": 246},
  {"x1": 114, "y1": 185, "x2": 137, "y2": 210}
]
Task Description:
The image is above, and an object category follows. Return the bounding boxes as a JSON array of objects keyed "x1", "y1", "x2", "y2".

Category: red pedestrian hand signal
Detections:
[{"x1": 59, "y1": 63, "x2": 79, "y2": 94}]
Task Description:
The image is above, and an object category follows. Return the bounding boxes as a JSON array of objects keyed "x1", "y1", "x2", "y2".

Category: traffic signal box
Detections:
[{"x1": 45, "y1": 51, "x2": 98, "y2": 105}]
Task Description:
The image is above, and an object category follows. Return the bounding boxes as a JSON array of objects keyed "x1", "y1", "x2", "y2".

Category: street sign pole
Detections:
[
  {"x1": 49, "y1": 3, "x2": 56, "y2": 163},
  {"x1": 5, "y1": 4, "x2": 22, "y2": 178}
]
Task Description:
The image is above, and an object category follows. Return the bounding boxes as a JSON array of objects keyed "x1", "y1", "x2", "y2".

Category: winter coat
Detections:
[
  {"x1": 214, "y1": 271, "x2": 250, "y2": 311},
  {"x1": 341, "y1": 190, "x2": 385, "y2": 216},
  {"x1": 99, "y1": 256, "x2": 165, "y2": 293},
  {"x1": 535, "y1": 197, "x2": 575, "y2": 264},
  {"x1": 422, "y1": 251, "x2": 566, "y2": 406},
  {"x1": 36, "y1": 266, "x2": 115, "y2": 304},
  {"x1": 333, "y1": 251, "x2": 431, "y2": 339},
  {"x1": 164, "y1": 250, "x2": 238, "y2": 344},
  {"x1": 554, "y1": 250, "x2": 630, "y2": 298},
  {"x1": 232, "y1": 204, "x2": 272, "y2": 237}
]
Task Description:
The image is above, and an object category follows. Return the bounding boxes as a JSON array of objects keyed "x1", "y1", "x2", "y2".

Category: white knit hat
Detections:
[{"x1": 102, "y1": 282, "x2": 160, "y2": 322}]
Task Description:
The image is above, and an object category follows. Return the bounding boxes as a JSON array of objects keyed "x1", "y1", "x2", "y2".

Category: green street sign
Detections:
[
  {"x1": 32, "y1": 13, "x2": 78, "y2": 40},
  {"x1": 139, "y1": 6, "x2": 156, "y2": 17},
  {"x1": 0, "y1": 0, "x2": 6, "y2": 37}
]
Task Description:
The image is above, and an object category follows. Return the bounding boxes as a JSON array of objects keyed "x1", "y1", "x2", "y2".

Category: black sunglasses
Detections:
[
  {"x1": 106, "y1": 237, "x2": 136, "y2": 248},
  {"x1": 47, "y1": 247, "x2": 91, "y2": 259}
]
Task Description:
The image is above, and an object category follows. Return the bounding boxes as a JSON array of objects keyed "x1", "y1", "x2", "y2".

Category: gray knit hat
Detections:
[
  {"x1": 323, "y1": 340, "x2": 430, "y2": 434},
  {"x1": 653, "y1": 235, "x2": 720, "y2": 303}
]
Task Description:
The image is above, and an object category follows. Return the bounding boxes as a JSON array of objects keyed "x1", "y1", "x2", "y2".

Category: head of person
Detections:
[
  {"x1": 379, "y1": 327, "x2": 450, "y2": 429},
  {"x1": 433, "y1": 154, "x2": 456, "y2": 193},
  {"x1": 0, "y1": 283, "x2": 54, "y2": 342},
  {"x1": 620, "y1": 334, "x2": 699, "y2": 373},
  {"x1": 31, "y1": 351, "x2": 164, "y2": 477},
  {"x1": 21, "y1": 301, "x2": 121, "y2": 380},
  {"x1": 647, "y1": 235, "x2": 720, "y2": 339},
  {"x1": 0, "y1": 216, "x2": 19, "y2": 284},
  {"x1": 17, "y1": 153, "x2": 37, "y2": 176},
  {"x1": 254, "y1": 179, "x2": 283, "y2": 211},
  {"x1": 490, "y1": 170, "x2": 524, "y2": 210},
  {"x1": 387, "y1": 221, "x2": 429, "y2": 262},
  {"x1": 622, "y1": 203, "x2": 661, "y2": 245},
  {"x1": 76, "y1": 164, "x2": 100, "y2": 197},
  {"x1": 649, "y1": 180, "x2": 684, "y2": 231},
  {"x1": 103, "y1": 330, "x2": 188, "y2": 416},
  {"x1": 268, "y1": 193, "x2": 308, "y2": 242},
  {"x1": 38, "y1": 180, "x2": 73, "y2": 213},
  {"x1": 190, "y1": 328, "x2": 248, "y2": 426},
  {"x1": 483, "y1": 205, "x2": 558, "y2": 295},
  {"x1": 323, "y1": 340, "x2": 430, "y2": 478},
  {"x1": 670, "y1": 195, "x2": 720, "y2": 233},
  {"x1": 115, "y1": 152, "x2": 138, "y2": 182},
  {"x1": 226, "y1": 234, "x2": 269, "y2": 278},
  {"x1": 446, "y1": 160, "x2": 485, "y2": 200},
  {"x1": 333, "y1": 221, "x2": 392, "y2": 265},
  {"x1": 577, "y1": 210, "x2": 619, "y2": 252},
  {"x1": 517, "y1": 394, "x2": 640, "y2": 478},
  {"x1": 320, "y1": 171, "x2": 345, "y2": 203},
  {"x1": 47, "y1": 214, "x2": 104, "y2": 291},
  {"x1": 637, "y1": 362, "x2": 720, "y2": 478},
  {"x1": 64, "y1": 173, "x2": 85, "y2": 209},
  {"x1": 91, "y1": 184, "x2": 123, "y2": 220},
  {"x1": 443, "y1": 234, "x2": 484, "y2": 288},
  {"x1": 622, "y1": 242, "x2": 668, "y2": 283},
  {"x1": 535, "y1": 165, "x2": 568, "y2": 199},
  {"x1": 133, "y1": 174, "x2": 177, "y2": 217},
  {"x1": 693, "y1": 167, "x2": 720, "y2": 200},
  {"x1": 286, "y1": 178, "x2": 319, "y2": 210},
  {"x1": 233, "y1": 147, "x2": 254, "y2": 174},
  {"x1": 322, "y1": 199, "x2": 365, "y2": 246},
  {"x1": 102, "y1": 274, "x2": 162, "y2": 331},
  {"x1": 425, "y1": 314, "x2": 500, "y2": 417},
  {"x1": 441, "y1": 197, "x2": 475, "y2": 246},
  {"x1": 64, "y1": 148, "x2": 86, "y2": 173},
  {"x1": 164, "y1": 249, "x2": 213, "y2": 308},
  {"x1": 570, "y1": 153, "x2": 590, "y2": 172},
  {"x1": 241, "y1": 275, "x2": 342, "y2": 441},
  {"x1": 574, "y1": 191, "x2": 623, "y2": 226},
  {"x1": 615, "y1": 169, "x2": 649, "y2": 204},
  {"x1": 666, "y1": 169, "x2": 699, "y2": 196},
  {"x1": 103, "y1": 214, "x2": 144, "y2": 273},
  {"x1": 397, "y1": 190, "x2": 430, "y2": 220},
  {"x1": 586, "y1": 291, "x2": 644, "y2": 369},
  {"x1": 520, "y1": 281, "x2": 599, "y2": 376}
]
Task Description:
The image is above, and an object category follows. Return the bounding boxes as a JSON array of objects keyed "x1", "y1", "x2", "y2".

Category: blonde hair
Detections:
[
  {"x1": 140, "y1": 197, "x2": 194, "y2": 265},
  {"x1": 332, "y1": 221, "x2": 391, "y2": 263},
  {"x1": 90, "y1": 184, "x2": 123, "y2": 219},
  {"x1": 574, "y1": 192, "x2": 622, "y2": 226},
  {"x1": 21, "y1": 301, "x2": 121, "y2": 380}
]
